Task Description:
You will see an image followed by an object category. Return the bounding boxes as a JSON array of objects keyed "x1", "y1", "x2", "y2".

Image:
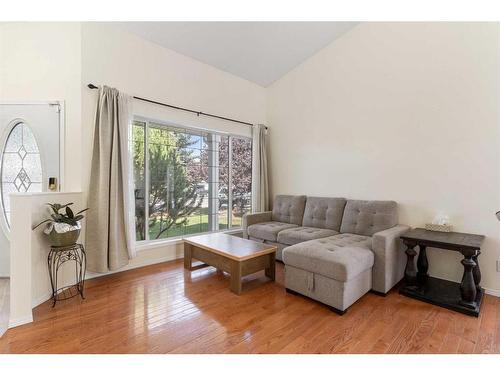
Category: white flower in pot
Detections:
[{"x1": 32, "y1": 203, "x2": 89, "y2": 247}]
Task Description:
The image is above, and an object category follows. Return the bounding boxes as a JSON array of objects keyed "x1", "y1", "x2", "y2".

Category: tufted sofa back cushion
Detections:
[
  {"x1": 302, "y1": 197, "x2": 347, "y2": 231},
  {"x1": 340, "y1": 200, "x2": 398, "y2": 236},
  {"x1": 272, "y1": 195, "x2": 307, "y2": 225}
]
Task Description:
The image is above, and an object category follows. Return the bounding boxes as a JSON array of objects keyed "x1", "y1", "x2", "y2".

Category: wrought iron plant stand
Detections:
[{"x1": 47, "y1": 243, "x2": 86, "y2": 307}]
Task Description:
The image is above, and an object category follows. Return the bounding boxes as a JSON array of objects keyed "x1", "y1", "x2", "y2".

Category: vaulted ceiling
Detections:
[{"x1": 115, "y1": 22, "x2": 358, "y2": 87}]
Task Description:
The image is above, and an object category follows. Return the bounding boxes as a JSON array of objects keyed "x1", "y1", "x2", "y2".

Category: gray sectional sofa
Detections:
[{"x1": 242, "y1": 195, "x2": 410, "y2": 314}]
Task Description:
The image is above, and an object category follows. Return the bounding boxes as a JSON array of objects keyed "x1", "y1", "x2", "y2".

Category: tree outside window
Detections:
[{"x1": 133, "y1": 120, "x2": 252, "y2": 241}]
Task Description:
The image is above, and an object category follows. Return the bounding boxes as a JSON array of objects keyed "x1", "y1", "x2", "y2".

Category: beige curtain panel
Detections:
[
  {"x1": 86, "y1": 86, "x2": 134, "y2": 272},
  {"x1": 251, "y1": 124, "x2": 269, "y2": 212}
]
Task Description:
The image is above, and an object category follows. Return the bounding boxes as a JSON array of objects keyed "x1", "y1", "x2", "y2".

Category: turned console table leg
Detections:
[
  {"x1": 417, "y1": 245, "x2": 429, "y2": 284},
  {"x1": 460, "y1": 254, "x2": 477, "y2": 308},
  {"x1": 472, "y1": 250, "x2": 481, "y2": 291},
  {"x1": 404, "y1": 242, "x2": 418, "y2": 287}
]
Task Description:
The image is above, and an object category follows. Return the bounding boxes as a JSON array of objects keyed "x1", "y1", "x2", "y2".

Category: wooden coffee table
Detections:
[{"x1": 183, "y1": 233, "x2": 277, "y2": 295}]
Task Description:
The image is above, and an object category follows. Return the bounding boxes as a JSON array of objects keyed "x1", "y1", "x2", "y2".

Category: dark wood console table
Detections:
[{"x1": 400, "y1": 228, "x2": 485, "y2": 317}]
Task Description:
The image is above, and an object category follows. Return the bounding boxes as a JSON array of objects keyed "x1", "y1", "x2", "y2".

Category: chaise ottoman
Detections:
[{"x1": 282, "y1": 234, "x2": 375, "y2": 314}]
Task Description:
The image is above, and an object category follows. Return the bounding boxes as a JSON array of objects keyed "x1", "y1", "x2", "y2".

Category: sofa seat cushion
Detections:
[
  {"x1": 282, "y1": 234, "x2": 374, "y2": 282},
  {"x1": 277, "y1": 226, "x2": 338, "y2": 246},
  {"x1": 321, "y1": 233, "x2": 373, "y2": 250},
  {"x1": 247, "y1": 221, "x2": 298, "y2": 242}
]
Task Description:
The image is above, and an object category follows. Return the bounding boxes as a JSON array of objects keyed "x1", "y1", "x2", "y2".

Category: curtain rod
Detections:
[{"x1": 87, "y1": 84, "x2": 266, "y2": 129}]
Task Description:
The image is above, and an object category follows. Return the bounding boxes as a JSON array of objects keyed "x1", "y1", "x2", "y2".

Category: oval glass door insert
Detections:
[{"x1": 1, "y1": 122, "x2": 43, "y2": 227}]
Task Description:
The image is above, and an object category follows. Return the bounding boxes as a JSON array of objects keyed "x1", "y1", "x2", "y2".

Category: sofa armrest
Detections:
[
  {"x1": 371, "y1": 224, "x2": 411, "y2": 294},
  {"x1": 242, "y1": 211, "x2": 272, "y2": 239}
]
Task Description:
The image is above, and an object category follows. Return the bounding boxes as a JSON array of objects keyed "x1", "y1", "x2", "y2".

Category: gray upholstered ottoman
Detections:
[{"x1": 282, "y1": 235, "x2": 375, "y2": 314}]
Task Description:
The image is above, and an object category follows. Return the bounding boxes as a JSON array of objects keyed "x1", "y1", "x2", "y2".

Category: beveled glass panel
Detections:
[
  {"x1": 1, "y1": 184, "x2": 16, "y2": 212},
  {"x1": 4, "y1": 125, "x2": 22, "y2": 152},
  {"x1": 22, "y1": 126, "x2": 40, "y2": 153},
  {"x1": 1, "y1": 154, "x2": 22, "y2": 182},
  {"x1": 23, "y1": 154, "x2": 43, "y2": 182},
  {"x1": 1, "y1": 123, "x2": 43, "y2": 227}
]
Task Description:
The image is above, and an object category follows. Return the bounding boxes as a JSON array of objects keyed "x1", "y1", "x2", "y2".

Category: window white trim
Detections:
[
  {"x1": 134, "y1": 115, "x2": 251, "y2": 140},
  {"x1": 227, "y1": 135, "x2": 233, "y2": 229},
  {"x1": 135, "y1": 228, "x2": 243, "y2": 252},
  {"x1": 133, "y1": 115, "x2": 252, "y2": 248},
  {"x1": 144, "y1": 120, "x2": 150, "y2": 242}
]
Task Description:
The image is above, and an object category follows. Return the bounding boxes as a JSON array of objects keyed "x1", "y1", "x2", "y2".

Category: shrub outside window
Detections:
[{"x1": 133, "y1": 119, "x2": 252, "y2": 242}]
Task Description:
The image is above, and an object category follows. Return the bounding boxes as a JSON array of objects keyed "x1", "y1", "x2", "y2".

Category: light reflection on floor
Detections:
[{"x1": 140, "y1": 267, "x2": 220, "y2": 332}]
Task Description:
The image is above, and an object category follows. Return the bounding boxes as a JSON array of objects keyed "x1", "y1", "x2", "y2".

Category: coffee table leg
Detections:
[
  {"x1": 265, "y1": 252, "x2": 276, "y2": 281},
  {"x1": 230, "y1": 261, "x2": 242, "y2": 295},
  {"x1": 184, "y1": 243, "x2": 192, "y2": 270}
]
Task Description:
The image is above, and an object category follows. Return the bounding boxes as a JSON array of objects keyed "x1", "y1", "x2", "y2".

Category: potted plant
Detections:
[{"x1": 32, "y1": 203, "x2": 89, "y2": 247}]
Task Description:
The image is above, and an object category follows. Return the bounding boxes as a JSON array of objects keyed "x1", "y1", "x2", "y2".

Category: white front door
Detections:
[{"x1": 0, "y1": 102, "x2": 62, "y2": 276}]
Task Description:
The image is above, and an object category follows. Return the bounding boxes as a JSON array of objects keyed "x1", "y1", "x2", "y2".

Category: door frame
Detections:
[{"x1": 0, "y1": 101, "x2": 65, "y2": 239}]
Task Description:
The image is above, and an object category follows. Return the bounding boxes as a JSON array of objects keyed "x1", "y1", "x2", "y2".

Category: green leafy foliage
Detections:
[
  {"x1": 133, "y1": 121, "x2": 252, "y2": 240},
  {"x1": 134, "y1": 124, "x2": 203, "y2": 240},
  {"x1": 32, "y1": 202, "x2": 89, "y2": 230}
]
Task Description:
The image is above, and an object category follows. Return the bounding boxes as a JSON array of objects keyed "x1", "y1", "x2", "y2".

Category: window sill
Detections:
[{"x1": 135, "y1": 228, "x2": 244, "y2": 252}]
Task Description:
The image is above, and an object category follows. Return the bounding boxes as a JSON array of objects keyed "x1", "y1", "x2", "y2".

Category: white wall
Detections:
[
  {"x1": 267, "y1": 23, "x2": 500, "y2": 293},
  {"x1": 0, "y1": 23, "x2": 83, "y2": 276},
  {"x1": 6, "y1": 21, "x2": 498, "y2": 303},
  {"x1": 10, "y1": 192, "x2": 83, "y2": 327},
  {"x1": 81, "y1": 23, "x2": 266, "y2": 266},
  {"x1": 0, "y1": 22, "x2": 266, "y2": 319},
  {"x1": 0, "y1": 22, "x2": 265, "y2": 281},
  {"x1": 0, "y1": 23, "x2": 83, "y2": 191}
]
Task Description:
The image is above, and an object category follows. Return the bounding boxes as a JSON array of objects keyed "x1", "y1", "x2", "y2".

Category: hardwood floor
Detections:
[{"x1": 0, "y1": 260, "x2": 499, "y2": 354}]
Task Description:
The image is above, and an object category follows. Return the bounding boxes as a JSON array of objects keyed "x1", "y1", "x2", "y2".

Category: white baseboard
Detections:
[
  {"x1": 29, "y1": 253, "x2": 183, "y2": 310},
  {"x1": 9, "y1": 314, "x2": 33, "y2": 328},
  {"x1": 27, "y1": 258, "x2": 500, "y2": 307},
  {"x1": 85, "y1": 253, "x2": 182, "y2": 281},
  {"x1": 484, "y1": 287, "x2": 500, "y2": 297},
  {"x1": 32, "y1": 292, "x2": 52, "y2": 309},
  {"x1": 18, "y1": 253, "x2": 500, "y2": 330}
]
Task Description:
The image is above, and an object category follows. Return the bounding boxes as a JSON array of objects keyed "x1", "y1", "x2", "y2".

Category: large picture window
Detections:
[{"x1": 133, "y1": 119, "x2": 252, "y2": 242}]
